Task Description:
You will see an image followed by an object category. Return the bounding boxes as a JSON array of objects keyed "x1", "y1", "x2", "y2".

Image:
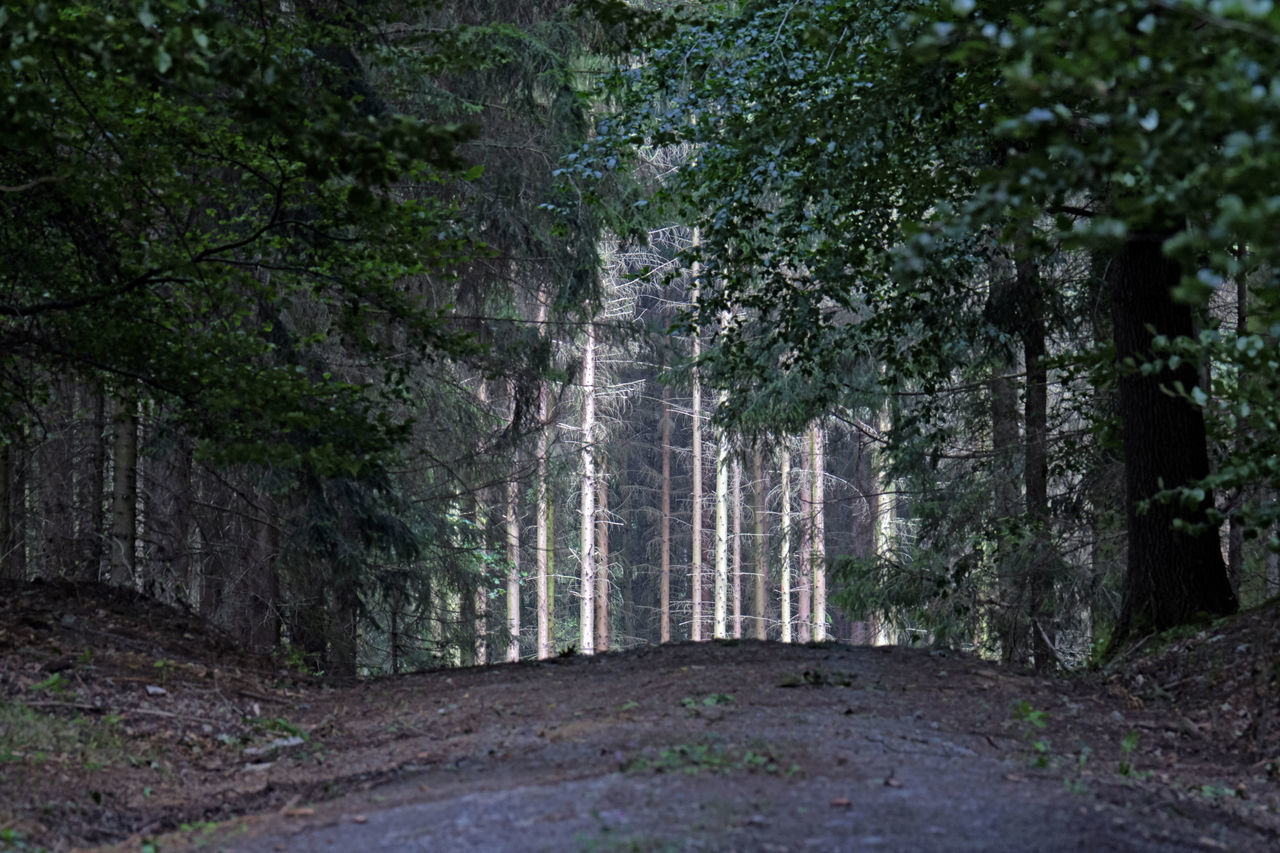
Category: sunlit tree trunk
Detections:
[
  {"x1": 506, "y1": 412, "x2": 521, "y2": 662},
  {"x1": 109, "y1": 393, "x2": 138, "y2": 589},
  {"x1": 810, "y1": 423, "x2": 827, "y2": 642},
  {"x1": 732, "y1": 455, "x2": 743, "y2": 639},
  {"x1": 797, "y1": 436, "x2": 812, "y2": 644},
  {"x1": 873, "y1": 401, "x2": 895, "y2": 646},
  {"x1": 660, "y1": 384, "x2": 672, "y2": 643},
  {"x1": 595, "y1": 466, "x2": 609, "y2": 653},
  {"x1": 713, "y1": 406, "x2": 729, "y2": 639},
  {"x1": 536, "y1": 321, "x2": 553, "y2": 660},
  {"x1": 780, "y1": 442, "x2": 793, "y2": 643},
  {"x1": 752, "y1": 446, "x2": 767, "y2": 640},
  {"x1": 690, "y1": 332, "x2": 704, "y2": 641},
  {"x1": 579, "y1": 319, "x2": 597, "y2": 655}
]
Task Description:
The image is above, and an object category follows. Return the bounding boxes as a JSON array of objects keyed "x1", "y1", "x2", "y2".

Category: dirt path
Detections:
[
  {"x1": 141, "y1": 642, "x2": 1276, "y2": 852},
  {"x1": 3, "y1": 581, "x2": 1278, "y2": 851}
]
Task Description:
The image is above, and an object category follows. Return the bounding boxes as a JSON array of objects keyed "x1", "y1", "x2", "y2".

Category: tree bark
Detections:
[
  {"x1": 595, "y1": 466, "x2": 609, "y2": 653},
  {"x1": 752, "y1": 446, "x2": 768, "y2": 640},
  {"x1": 660, "y1": 384, "x2": 672, "y2": 643},
  {"x1": 810, "y1": 423, "x2": 827, "y2": 642},
  {"x1": 109, "y1": 393, "x2": 138, "y2": 589},
  {"x1": 1017, "y1": 256, "x2": 1055, "y2": 671},
  {"x1": 578, "y1": 320, "x2": 596, "y2": 655},
  {"x1": 780, "y1": 443, "x2": 793, "y2": 643},
  {"x1": 713, "y1": 416, "x2": 729, "y2": 640},
  {"x1": 506, "y1": 439, "x2": 521, "y2": 663},
  {"x1": 797, "y1": 436, "x2": 812, "y2": 644},
  {"x1": 1110, "y1": 232, "x2": 1237, "y2": 641},
  {"x1": 691, "y1": 333, "x2": 704, "y2": 641},
  {"x1": 732, "y1": 455, "x2": 743, "y2": 639}
]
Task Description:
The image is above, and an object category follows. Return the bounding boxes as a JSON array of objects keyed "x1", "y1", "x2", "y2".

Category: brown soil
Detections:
[{"x1": 1, "y1": 579, "x2": 1278, "y2": 852}]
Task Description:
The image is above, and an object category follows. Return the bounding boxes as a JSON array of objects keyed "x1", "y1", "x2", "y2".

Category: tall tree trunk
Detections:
[
  {"x1": 873, "y1": 399, "x2": 895, "y2": 646},
  {"x1": 810, "y1": 423, "x2": 827, "y2": 642},
  {"x1": 75, "y1": 385, "x2": 106, "y2": 582},
  {"x1": 506, "y1": 441, "x2": 521, "y2": 663},
  {"x1": 36, "y1": 383, "x2": 75, "y2": 579},
  {"x1": 536, "y1": 294, "x2": 553, "y2": 659},
  {"x1": 660, "y1": 384, "x2": 672, "y2": 643},
  {"x1": 780, "y1": 443, "x2": 793, "y2": 643},
  {"x1": 1227, "y1": 264, "x2": 1248, "y2": 597},
  {"x1": 752, "y1": 446, "x2": 767, "y2": 640},
  {"x1": 797, "y1": 436, "x2": 812, "y2": 644},
  {"x1": 691, "y1": 333, "x2": 704, "y2": 641},
  {"x1": 109, "y1": 394, "x2": 138, "y2": 589},
  {"x1": 0, "y1": 442, "x2": 11, "y2": 580},
  {"x1": 713, "y1": 413, "x2": 729, "y2": 639},
  {"x1": 990, "y1": 367, "x2": 1023, "y2": 662},
  {"x1": 1018, "y1": 256, "x2": 1054, "y2": 671},
  {"x1": 732, "y1": 455, "x2": 743, "y2": 639},
  {"x1": 1110, "y1": 232, "x2": 1237, "y2": 641},
  {"x1": 579, "y1": 320, "x2": 596, "y2": 655},
  {"x1": 595, "y1": 466, "x2": 609, "y2": 653}
]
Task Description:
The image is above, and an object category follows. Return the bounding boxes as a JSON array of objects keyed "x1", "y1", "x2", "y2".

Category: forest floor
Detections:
[{"x1": 2, "y1": 580, "x2": 1280, "y2": 852}]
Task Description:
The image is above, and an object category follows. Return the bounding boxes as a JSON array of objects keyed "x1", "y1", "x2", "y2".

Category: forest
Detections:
[{"x1": 3, "y1": 0, "x2": 1279, "y2": 679}]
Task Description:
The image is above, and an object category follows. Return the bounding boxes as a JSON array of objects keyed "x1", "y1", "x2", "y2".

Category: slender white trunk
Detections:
[
  {"x1": 811, "y1": 423, "x2": 827, "y2": 642},
  {"x1": 753, "y1": 447, "x2": 767, "y2": 640},
  {"x1": 535, "y1": 301, "x2": 552, "y2": 660},
  {"x1": 595, "y1": 467, "x2": 609, "y2": 653},
  {"x1": 505, "y1": 393, "x2": 521, "y2": 662},
  {"x1": 732, "y1": 455, "x2": 742, "y2": 639},
  {"x1": 579, "y1": 320, "x2": 597, "y2": 655},
  {"x1": 713, "y1": 404, "x2": 729, "y2": 639},
  {"x1": 780, "y1": 442, "x2": 792, "y2": 644},
  {"x1": 691, "y1": 334, "x2": 704, "y2": 641},
  {"x1": 660, "y1": 384, "x2": 672, "y2": 642}
]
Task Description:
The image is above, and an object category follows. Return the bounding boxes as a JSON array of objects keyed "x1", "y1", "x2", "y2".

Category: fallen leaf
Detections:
[
  {"x1": 884, "y1": 778, "x2": 902, "y2": 788},
  {"x1": 418, "y1": 785, "x2": 431, "y2": 792},
  {"x1": 283, "y1": 807, "x2": 315, "y2": 818},
  {"x1": 830, "y1": 797, "x2": 852, "y2": 807},
  {"x1": 351, "y1": 815, "x2": 368, "y2": 824},
  {"x1": 1004, "y1": 773, "x2": 1024, "y2": 782}
]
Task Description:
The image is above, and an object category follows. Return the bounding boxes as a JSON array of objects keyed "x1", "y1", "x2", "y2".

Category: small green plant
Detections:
[
  {"x1": 618, "y1": 700, "x2": 640, "y2": 711},
  {"x1": 680, "y1": 693, "x2": 735, "y2": 709},
  {"x1": 153, "y1": 658, "x2": 176, "y2": 685},
  {"x1": 1010, "y1": 700, "x2": 1048, "y2": 729},
  {"x1": 1031, "y1": 738, "x2": 1052, "y2": 769},
  {"x1": 1118, "y1": 731, "x2": 1139, "y2": 776},
  {"x1": 28, "y1": 672, "x2": 70, "y2": 694}
]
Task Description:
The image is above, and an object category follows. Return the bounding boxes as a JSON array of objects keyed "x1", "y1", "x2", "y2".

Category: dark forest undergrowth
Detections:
[{"x1": 2, "y1": 579, "x2": 1279, "y2": 851}]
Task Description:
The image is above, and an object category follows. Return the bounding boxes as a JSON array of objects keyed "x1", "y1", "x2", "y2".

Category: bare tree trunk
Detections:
[
  {"x1": 1227, "y1": 266, "x2": 1248, "y2": 597},
  {"x1": 990, "y1": 367, "x2": 1023, "y2": 663},
  {"x1": 536, "y1": 292, "x2": 553, "y2": 659},
  {"x1": 660, "y1": 384, "x2": 672, "y2": 643},
  {"x1": 506, "y1": 441, "x2": 521, "y2": 663},
  {"x1": 780, "y1": 443, "x2": 793, "y2": 644},
  {"x1": 75, "y1": 384, "x2": 106, "y2": 582},
  {"x1": 109, "y1": 394, "x2": 138, "y2": 589},
  {"x1": 595, "y1": 466, "x2": 609, "y2": 653},
  {"x1": 811, "y1": 423, "x2": 827, "y2": 642},
  {"x1": 713, "y1": 412, "x2": 729, "y2": 640},
  {"x1": 691, "y1": 333, "x2": 704, "y2": 641},
  {"x1": 35, "y1": 382, "x2": 75, "y2": 579},
  {"x1": 1019, "y1": 255, "x2": 1054, "y2": 671},
  {"x1": 0, "y1": 442, "x2": 11, "y2": 580},
  {"x1": 579, "y1": 320, "x2": 597, "y2": 655},
  {"x1": 732, "y1": 455, "x2": 743, "y2": 639},
  {"x1": 752, "y1": 446, "x2": 767, "y2": 640},
  {"x1": 873, "y1": 400, "x2": 895, "y2": 646},
  {"x1": 1110, "y1": 232, "x2": 1236, "y2": 641},
  {"x1": 797, "y1": 435, "x2": 812, "y2": 644}
]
